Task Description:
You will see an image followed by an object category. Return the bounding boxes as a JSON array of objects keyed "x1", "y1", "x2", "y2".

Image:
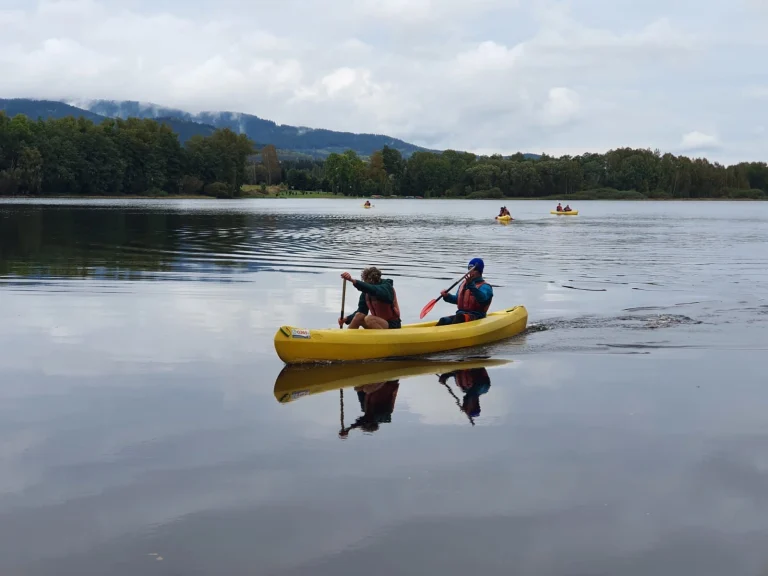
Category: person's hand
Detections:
[
  {"x1": 440, "y1": 289, "x2": 448, "y2": 297},
  {"x1": 338, "y1": 317, "x2": 345, "y2": 328},
  {"x1": 341, "y1": 272, "x2": 353, "y2": 282}
]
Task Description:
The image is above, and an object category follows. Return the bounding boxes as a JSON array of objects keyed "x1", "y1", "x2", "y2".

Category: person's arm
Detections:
[
  {"x1": 467, "y1": 280, "x2": 493, "y2": 304},
  {"x1": 442, "y1": 290, "x2": 458, "y2": 305},
  {"x1": 351, "y1": 279, "x2": 393, "y2": 302}
]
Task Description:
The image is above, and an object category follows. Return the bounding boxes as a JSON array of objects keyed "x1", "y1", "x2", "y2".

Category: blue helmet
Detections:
[{"x1": 468, "y1": 258, "x2": 484, "y2": 273}]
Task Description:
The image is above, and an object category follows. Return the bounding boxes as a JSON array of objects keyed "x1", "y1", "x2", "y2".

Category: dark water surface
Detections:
[{"x1": 1, "y1": 199, "x2": 767, "y2": 576}]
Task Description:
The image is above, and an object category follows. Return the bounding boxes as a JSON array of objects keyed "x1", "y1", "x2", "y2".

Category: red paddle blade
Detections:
[{"x1": 419, "y1": 298, "x2": 438, "y2": 319}]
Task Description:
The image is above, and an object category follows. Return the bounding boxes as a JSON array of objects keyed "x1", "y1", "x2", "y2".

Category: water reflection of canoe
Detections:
[
  {"x1": 551, "y1": 210, "x2": 578, "y2": 215},
  {"x1": 274, "y1": 306, "x2": 528, "y2": 364},
  {"x1": 273, "y1": 357, "x2": 511, "y2": 403}
]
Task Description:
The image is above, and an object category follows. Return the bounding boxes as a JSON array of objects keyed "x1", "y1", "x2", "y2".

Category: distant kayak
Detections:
[
  {"x1": 274, "y1": 306, "x2": 528, "y2": 364},
  {"x1": 495, "y1": 215, "x2": 513, "y2": 221},
  {"x1": 551, "y1": 210, "x2": 578, "y2": 216},
  {"x1": 363, "y1": 204, "x2": 373, "y2": 209}
]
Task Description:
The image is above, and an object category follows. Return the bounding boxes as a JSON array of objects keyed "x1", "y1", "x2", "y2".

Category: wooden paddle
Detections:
[
  {"x1": 340, "y1": 278, "x2": 347, "y2": 328},
  {"x1": 419, "y1": 266, "x2": 475, "y2": 319},
  {"x1": 339, "y1": 278, "x2": 348, "y2": 438}
]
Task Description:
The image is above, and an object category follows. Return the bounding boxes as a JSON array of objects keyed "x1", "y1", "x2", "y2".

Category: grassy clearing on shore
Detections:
[{"x1": 240, "y1": 185, "x2": 341, "y2": 198}]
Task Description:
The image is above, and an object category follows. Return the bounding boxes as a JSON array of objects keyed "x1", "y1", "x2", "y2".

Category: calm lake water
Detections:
[{"x1": 1, "y1": 198, "x2": 767, "y2": 576}]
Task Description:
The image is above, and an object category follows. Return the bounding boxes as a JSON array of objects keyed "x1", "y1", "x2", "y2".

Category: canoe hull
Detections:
[
  {"x1": 550, "y1": 210, "x2": 578, "y2": 215},
  {"x1": 274, "y1": 306, "x2": 528, "y2": 364},
  {"x1": 495, "y1": 215, "x2": 513, "y2": 221}
]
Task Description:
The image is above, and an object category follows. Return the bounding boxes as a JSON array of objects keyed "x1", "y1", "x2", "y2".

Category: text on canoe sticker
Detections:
[{"x1": 291, "y1": 329, "x2": 311, "y2": 339}]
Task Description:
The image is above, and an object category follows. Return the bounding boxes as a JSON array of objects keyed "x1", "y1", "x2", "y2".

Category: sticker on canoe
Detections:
[{"x1": 291, "y1": 328, "x2": 311, "y2": 339}]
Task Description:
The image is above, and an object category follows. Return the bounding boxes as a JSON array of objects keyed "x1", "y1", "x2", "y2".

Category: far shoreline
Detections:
[{"x1": 1, "y1": 194, "x2": 765, "y2": 202}]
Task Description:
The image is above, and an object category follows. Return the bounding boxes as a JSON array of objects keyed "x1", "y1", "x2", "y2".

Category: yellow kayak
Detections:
[
  {"x1": 363, "y1": 204, "x2": 372, "y2": 209},
  {"x1": 551, "y1": 210, "x2": 578, "y2": 215},
  {"x1": 495, "y1": 215, "x2": 513, "y2": 222},
  {"x1": 274, "y1": 357, "x2": 511, "y2": 403},
  {"x1": 274, "y1": 306, "x2": 528, "y2": 364}
]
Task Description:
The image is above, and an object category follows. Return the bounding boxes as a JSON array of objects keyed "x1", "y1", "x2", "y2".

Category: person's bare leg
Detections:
[
  {"x1": 363, "y1": 316, "x2": 390, "y2": 330},
  {"x1": 348, "y1": 312, "x2": 366, "y2": 329}
]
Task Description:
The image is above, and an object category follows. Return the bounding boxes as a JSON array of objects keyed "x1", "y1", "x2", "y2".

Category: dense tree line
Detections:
[
  {"x1": 3, "y1": 110, "x2": 766, "y2": 200},
  {"x1": 273, "y1": 147, "x2": 768, "y2": 199},
  {"x1": 0, "y1": 112, "x2": 253, "y2": 197}
]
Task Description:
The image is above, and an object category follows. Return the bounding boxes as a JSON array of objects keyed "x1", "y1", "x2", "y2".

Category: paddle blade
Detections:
[{"x1": 419, "y1": 298, "x2": 439, "y2": 319}]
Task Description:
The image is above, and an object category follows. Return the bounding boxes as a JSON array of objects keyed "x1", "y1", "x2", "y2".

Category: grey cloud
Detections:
[{"x1": 0, "y1": 0, "x2": 764, "y2": 162}]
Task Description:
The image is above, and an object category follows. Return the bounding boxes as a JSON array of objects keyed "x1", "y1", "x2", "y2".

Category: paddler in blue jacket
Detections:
[
  {"x1": 437, "y1": 258, "x2": 493, "y2": 326},
  {"x1": 439, "y1": 367, "x2": 491, "y2": 419}
]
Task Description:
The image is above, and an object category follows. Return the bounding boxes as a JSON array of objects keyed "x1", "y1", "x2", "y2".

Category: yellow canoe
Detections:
[
  {"x1": 551, "y1": 210, "x2": 578, "y2": 215},
  {"x1": 274, "y1": 306, "x2": 528, "y2": 364},
  {"x1": 274, "y1": 357, "x2": 511, "y2": 403},
  {"x1": 495, "y1": 215, "x2": 513, "y2": 221}
]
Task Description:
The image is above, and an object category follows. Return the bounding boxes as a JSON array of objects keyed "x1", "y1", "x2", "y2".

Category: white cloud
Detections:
[
  {"x1": 680, "y1": 131, "x2": 721, "y2": 152},
  {"x1": 540, "y1": 87, "x2": 581, "y2": 127},
  {"x1": 0, "y1": 0, "x2": 764, "y2": 161}
]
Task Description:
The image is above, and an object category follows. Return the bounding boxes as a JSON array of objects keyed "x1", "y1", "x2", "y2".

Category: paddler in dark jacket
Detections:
[
  {"x1": 339, "y1": 380, "x2": 400, "y2": 436},
  {"x1": 436, "y1": 258, "x2": 493, "y2": 326},
  {"x1": 339, "y1": 267, "x2": 402, "y2": 329}
]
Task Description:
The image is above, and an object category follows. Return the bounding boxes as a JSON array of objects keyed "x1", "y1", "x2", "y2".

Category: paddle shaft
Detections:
[
  {"x1": 339, "y1": 279, "x2": 347, "y2": 437},
  {"x1": 440, "y1": 378, "x2": 475, "y2": 426},
  {"x1": 420, "y1": 265, "x2": 476, "y2": 318},
  {"x1": 438, "y1": 265, "x2": 475, "y2": 303}
]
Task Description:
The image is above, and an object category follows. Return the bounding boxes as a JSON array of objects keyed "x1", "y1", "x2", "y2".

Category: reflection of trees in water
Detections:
[
  {"x1": 1, "y1": 204, "x2": 466, "y2": 281},
  {"x1": 0, "y1": 206, "x2": 325, "y2": 278}
]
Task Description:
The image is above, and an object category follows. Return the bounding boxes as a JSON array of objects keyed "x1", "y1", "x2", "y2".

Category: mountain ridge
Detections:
[
  {"x1": 1, "y1": 97, "x2": 541, "y2": 160},
  {"x1": 74, "y1": 99, "x2": 431, "y2": 158}
]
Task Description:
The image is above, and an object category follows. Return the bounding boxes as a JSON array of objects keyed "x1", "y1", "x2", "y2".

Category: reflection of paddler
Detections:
[
  {"x1": 273, "y1": 358, "x2": 509, "y2": 403},
  {"x1": 340, "y1": 380, "x2": 400, "y2": 436},
  {"x1": 272, "y1": 358, "x2": 509, "y2": 438},
  {"x1": 438, "y1": 368, "x2": 491, "y2": 421}
]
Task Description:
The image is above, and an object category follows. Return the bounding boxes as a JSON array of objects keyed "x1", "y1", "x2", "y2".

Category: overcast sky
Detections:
[{"x1": 1, "y1": 0, "x2": 766, "y2": 162}]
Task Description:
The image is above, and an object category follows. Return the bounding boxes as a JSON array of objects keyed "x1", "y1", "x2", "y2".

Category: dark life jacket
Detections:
[{"x1": 365, "y1": 289, "x2": 400, "y2": 321}]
